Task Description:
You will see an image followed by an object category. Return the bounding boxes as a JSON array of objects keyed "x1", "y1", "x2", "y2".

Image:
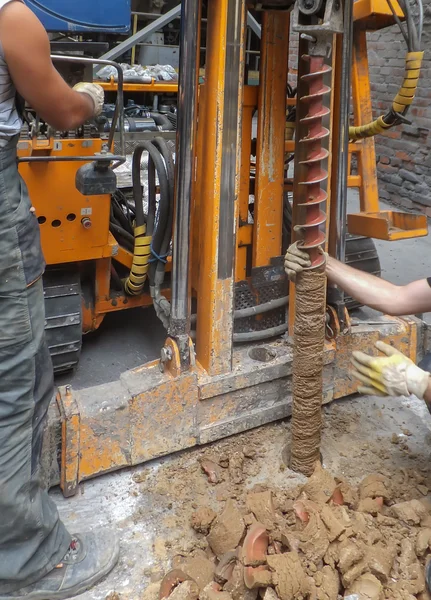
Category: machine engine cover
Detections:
[{"x1": 24, "y1": 0, "x2": 131, "y2": 33}]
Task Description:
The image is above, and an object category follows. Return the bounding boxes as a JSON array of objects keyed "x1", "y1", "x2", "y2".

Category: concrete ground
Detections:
[{"x1": 50, "y1": 192, "x2": 431, "y2": 599}]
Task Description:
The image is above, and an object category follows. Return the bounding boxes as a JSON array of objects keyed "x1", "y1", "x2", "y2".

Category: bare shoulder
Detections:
[
  {"x1": 0, "y1": 1, "x2": 43, "y2": 35},
  {"x1": 0, "y1": 0, "x2": 48, "y2": 61}
]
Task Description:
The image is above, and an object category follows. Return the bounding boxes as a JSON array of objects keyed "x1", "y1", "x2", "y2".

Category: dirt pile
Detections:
[{"x1": 157, "y1": 462, "x2": 431, "y2": 600}]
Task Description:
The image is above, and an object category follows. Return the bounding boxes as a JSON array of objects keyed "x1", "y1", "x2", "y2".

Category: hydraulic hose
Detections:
[
  {"x1": 149, "y1": 112, "x2": 175, "y2": 131},
  {"x1": 349, "y1": 51, "x2": 424, "y2": 139},
  {"x1": 148, "y1": 137, "x2": 175, "y2": 329},
  {"x1": 350, "y1": 0, "x2": 424, "y2": 140},
  {"x1": 123, "y1": 144, "x2": 154, "y2": 296}
]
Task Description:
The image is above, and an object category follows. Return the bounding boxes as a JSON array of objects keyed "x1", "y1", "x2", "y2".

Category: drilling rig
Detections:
[{"x1": 22, "y1": 0, "x2": 428, "y2": 493}]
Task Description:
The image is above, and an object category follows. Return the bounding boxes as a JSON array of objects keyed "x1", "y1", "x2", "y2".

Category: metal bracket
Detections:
[
  {"x1": 57, "y1": 386, "x2": 80, "y2": 498},
  {"x1": 160, "y1": 336, "x2": 196, "y2": 377},
  {"x1": 292, "y1": 0, "x2": 343, "y2": 34},
  {"x1": 327, "y1": 286, "x2": 351, "y2": 336}
]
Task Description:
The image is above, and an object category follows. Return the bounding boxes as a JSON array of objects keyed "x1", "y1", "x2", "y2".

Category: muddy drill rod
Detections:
[
  {"x1": 290, "y1": 50, "x2": 330, "y2": 476},
  {"x1": 289, "y1": 0, "x2": 342, "y2": 475}
]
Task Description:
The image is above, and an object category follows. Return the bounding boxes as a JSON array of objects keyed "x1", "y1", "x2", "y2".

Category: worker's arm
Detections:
[
  {"x1": 285, "y1": 242, "x2": 431, "y2": 316},
  {"x1": 326, "y1": 255, "x2": 431, "y2": 316},
  {"x1": 0, "y1": 1, "x2": 103, "y2": 131}
]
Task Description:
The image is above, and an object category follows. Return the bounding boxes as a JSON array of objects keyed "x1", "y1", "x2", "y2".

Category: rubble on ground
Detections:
[{"x1": 155, "y1": 462, "x2": 431, "y2": 600}]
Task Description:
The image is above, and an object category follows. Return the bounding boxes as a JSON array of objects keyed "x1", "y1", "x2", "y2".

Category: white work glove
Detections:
[
  {"x1": 352, "y1": 341, "x2": 430, "y2": 399},
  {"x1": 73, "y1": 82, "x2": 104, "y2": 117},
  {"x1": 284, "y1": 242, "x2": 327, "y2": 282}
]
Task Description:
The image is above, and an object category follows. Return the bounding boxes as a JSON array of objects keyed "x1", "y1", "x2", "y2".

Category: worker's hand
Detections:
[
  {"x1": 284, "y1": 242, "x2": 311, "y2": 281},
  {"x1": 352, "y1": 341, "x2": 430, "y2": 399},
  {"x1": 73, "y1": 82, "x2": 104, "y2": 117},
  {"x1": 284, "y1": 242, "x2": 327, "y2": 282}
]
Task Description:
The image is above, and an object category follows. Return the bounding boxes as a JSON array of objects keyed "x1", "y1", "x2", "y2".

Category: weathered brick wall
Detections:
[{"x1": 367, "y1": 1, "x2": 431, "y2": 214}]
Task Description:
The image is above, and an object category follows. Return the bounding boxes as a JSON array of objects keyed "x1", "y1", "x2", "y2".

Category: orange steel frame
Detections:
[{"x1": 31, "y1": 0, "x2": 429, "y2": 496}]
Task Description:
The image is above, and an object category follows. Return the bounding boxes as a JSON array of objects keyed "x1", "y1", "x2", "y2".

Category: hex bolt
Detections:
[
  {"x1": 300, "y1": 33, "x2": 317, "y2": 43},
  {"x1": 160, "y1": 346, "x2": 173, "y2": 364}
]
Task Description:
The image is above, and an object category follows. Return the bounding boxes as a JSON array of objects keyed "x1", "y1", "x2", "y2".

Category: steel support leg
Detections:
[
  {"x1": 195, "y1": 0, "x2": 246, "y2": 375},
  {"x1": 253, "y1": 11, "x2": 289, "y2": 268}
]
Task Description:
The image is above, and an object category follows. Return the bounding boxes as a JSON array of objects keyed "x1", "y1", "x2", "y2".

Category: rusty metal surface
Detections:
[
  {"x1": 57, "y1": 387, "x2": 80, "y2": 497},
  {"x1": 194, "y1": 0, "x2": 246, "y2": 376},
  {"x1": 253, "y1": 11, "x2": 289, "y2": 268},
  {"x1": 49, "y1": 315, "x2": 425, "y2": 493}
]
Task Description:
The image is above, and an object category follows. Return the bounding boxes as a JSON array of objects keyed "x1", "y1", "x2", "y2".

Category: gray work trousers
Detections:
[{"x1": 0, "y1": 137, "x2": 71, "y2": 593}]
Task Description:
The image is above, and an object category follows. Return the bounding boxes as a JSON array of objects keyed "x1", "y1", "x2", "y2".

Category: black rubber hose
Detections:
[
  {"x1": 112, "y1": 200, "x2": 132, "y2": 235},
  {"x1": 150, "y1": 137, "x2": 175, "y2": 283},
  {"x1": 135, "y1": 141, "x2": 171, "y2": 286},
  {"x1": 149, "y1": 112, "x2": 175, "y2": 131},
  {"x1": 132, "y1": 145, "x2": 149, "y2": 230},
  {"x1": 144, "y1": 142, "x2": 171, "y2": 244},
  {"x1": 233, "y1": 324, "x2": 288, "y2": 343},
  {"x1": 109, "y1": 223, "x2": 134, "y2": 252}
]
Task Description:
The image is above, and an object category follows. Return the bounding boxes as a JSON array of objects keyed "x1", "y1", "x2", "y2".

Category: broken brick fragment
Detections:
[
  {"x1": 242, "y1": 522, "x2": 269, "y2": 566},
  {"x1": 201, "y1": 459, "x2": 223, "y2": 484}
]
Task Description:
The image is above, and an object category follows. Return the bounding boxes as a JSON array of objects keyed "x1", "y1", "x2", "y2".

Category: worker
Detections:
[
  {"x1": 0, "y1": 2, "x2": 119, "y2": 599},
  {"x1": 284, "y1": 240, "x2": 431, "y2": 414}
]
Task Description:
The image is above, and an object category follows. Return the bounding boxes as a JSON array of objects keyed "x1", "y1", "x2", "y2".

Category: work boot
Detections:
[
  {"x1": 0, "y1": 530, "x2": 119, "y2": 599},
  {"x1": 426, "y1": 559, "x2": 431, "y2": 594}
]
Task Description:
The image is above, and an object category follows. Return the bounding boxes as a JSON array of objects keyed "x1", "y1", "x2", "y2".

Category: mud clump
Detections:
[
  {"x1": 301, "y1": 462, "x2": 337, "y2": 505},
  {"x1": 246, "y1": 491, "x2": 277, "y2": 530},
  {"x1": 346, "y1": 573, "x2": 383, "y2": 599},
  {"x1": 168, "y1": 581, "x2": 200, "y2": 600},
  {"x1": 191, "y1": 507, "x2": 217, "y2": 535},
  {"x1": 207, "y1": 500, "x2": 245, "y2": 557},
  {"x1": 267, "y1": 553, "x2": 308, "y2": 600},
  {"x1": 157, "y1": 462, "x2": 431, "y2": 600}
]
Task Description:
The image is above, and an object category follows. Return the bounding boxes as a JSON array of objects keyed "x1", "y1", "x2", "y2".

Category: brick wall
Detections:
[
  {"x1": 367, "y1": 1, "x2": 431, "y2": 215},
  {"x1": 288, "y1": 7, "x2": 431, "y2": 215}
]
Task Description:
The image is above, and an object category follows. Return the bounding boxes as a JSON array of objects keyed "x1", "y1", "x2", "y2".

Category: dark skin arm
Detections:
[{"x1": 0, "y1": 1, "x2": 94, "y2": 130}]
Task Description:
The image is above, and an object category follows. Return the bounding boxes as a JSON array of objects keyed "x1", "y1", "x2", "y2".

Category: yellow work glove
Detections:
[
  {"x1": 284, "y1": 242, "x2": 327, "y2": 282},
  {"x1": 352, "y1": 341, "x2": 430, "y2": 399},
  {"x1": 73, "y1": 82, "x2": 105, "y2": 117},
  {"x1": 284, "y1": 242, "x2": 311, "y2": 282}
]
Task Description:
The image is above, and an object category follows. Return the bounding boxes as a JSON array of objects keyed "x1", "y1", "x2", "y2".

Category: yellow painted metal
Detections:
[
  {"x1": 34, "y1": 0, "x2": 430, "y2": 495},
  {"x1": 194, "y1": 0, "x2": 246, "y2": 375},
  {"x1": 56, "y1": 315, "x2": 423, "y2": 488},
  {"x1": 253, "y1": 11, "x2": 289, "y2": 268},
  {"x1": 353, "y1": 0, "x2": 404, "y2": 29},
  {"x1": 99, "y1": 79, "x2": 179, "y2": 93},
  {"x1": 237, "y1": 86, "x2": 257, "y2": 281},
  {"x1": 18, "y1": 139, "x2": 112, "y2": 265},
  {"x1": 347, "y1": 211, "x2": 428, "y2": 240}
]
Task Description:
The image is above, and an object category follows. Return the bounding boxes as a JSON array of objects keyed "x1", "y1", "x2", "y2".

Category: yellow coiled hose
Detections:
[
  {"x1": 124, "y1": 224, "x2": 152, "y2": 296},
  {"x1": 349, "y1": 51, "x2": 424, "y2": 141}
]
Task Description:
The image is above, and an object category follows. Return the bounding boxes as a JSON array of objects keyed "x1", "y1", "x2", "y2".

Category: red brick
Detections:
[
  {"x1": 395, "y1": 151, "x2": 413, "y2": 162},
  {"x1": 379, "y1": 156, "x2": 390, "y2": 165}
]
